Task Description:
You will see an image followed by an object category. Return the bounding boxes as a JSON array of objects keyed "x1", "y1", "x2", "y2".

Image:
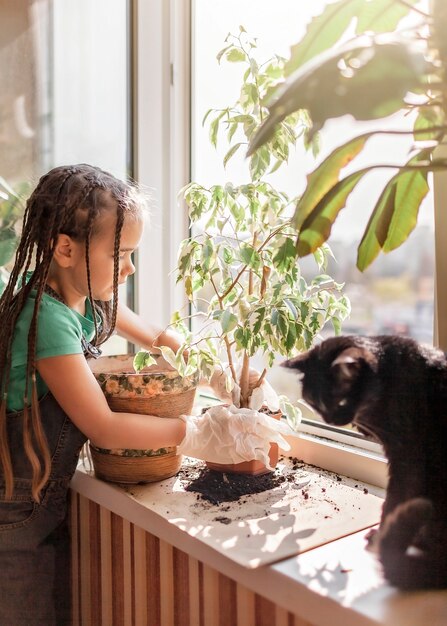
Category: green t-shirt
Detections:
[{"x1": 8, "y1": 292, "x2": 98, "y2": 411}]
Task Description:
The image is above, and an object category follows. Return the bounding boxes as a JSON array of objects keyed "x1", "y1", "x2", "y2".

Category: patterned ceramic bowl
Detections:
[{"x1": 90, "y1": 354, "x2": 198, "y2": 418}]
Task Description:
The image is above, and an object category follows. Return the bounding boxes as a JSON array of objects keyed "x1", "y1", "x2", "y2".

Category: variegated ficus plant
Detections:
[
  {"x1": 248, "y1": 0, "x2": 446, "y2": 271},
  {"x1": 135, "y1": 29, "x2": 350, "y2": 423}
]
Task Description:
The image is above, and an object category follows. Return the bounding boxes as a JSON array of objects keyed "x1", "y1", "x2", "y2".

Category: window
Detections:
[
  {"x1": 191, "y1": 0, "x2": 434, "y2": 442},
  {"x1": 0, "y1": 0, "x2": 132, "y2": 354}
]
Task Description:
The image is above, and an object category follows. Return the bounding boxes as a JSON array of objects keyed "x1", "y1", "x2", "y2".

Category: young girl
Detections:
[{"x1": 0, "y1": 164, "x2": 290, "y2": 625}]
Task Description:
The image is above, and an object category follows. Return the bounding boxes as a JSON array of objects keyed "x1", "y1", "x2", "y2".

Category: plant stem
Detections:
[
  {"x1": 210, "y1": 273, "x2": 237, "y2": 383},
  {"x1": 252, "y1": 368, "x2": 267, "y2": 389},
  {"x1": 239, "y1": 351, "x2": 250, "y2": 408}
]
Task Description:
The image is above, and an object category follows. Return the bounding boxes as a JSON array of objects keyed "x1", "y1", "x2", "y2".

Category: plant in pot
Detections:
[{"x1": 135, "y1": 29, "x2": 351, "y2": 475}]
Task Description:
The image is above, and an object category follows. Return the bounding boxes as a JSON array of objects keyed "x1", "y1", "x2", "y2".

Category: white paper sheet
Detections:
[{"x1": 122, "y1": 456, "x2": 384, "y2": 568}]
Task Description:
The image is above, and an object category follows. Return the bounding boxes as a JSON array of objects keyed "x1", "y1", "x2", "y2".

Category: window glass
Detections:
[
  {"x1": 0, "y1": 0, "x2": 131, "y2": 354},
  {"x1": 192, "y1": 0, "x2": 434, "y2": 422}
]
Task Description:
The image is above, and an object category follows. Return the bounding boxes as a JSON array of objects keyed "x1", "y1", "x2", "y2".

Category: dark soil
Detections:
[{"x1": 182, "y1": 466, "x2": 289, "y2": 505}]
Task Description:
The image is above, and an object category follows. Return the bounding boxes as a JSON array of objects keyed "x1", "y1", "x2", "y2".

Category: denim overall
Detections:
[
  {"x1": 0, "y1": 300, "x2": 110, "y2": 625},
  {"x1": 0, "y1": 395, "x2": 87, "y2": 625}
]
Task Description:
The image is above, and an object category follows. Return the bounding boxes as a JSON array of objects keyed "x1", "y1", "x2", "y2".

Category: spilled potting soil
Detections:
[{"x1": 181, "y1": 460, "x2": 303, "y2": 505}]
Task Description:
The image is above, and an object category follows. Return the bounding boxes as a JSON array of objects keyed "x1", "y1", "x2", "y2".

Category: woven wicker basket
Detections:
[
  {"x1": 89, "y1": 445, "x2": 182, "y2": 484},
  {"x1": 89, "y1": 354, "x2": 198, "y2": 484}
]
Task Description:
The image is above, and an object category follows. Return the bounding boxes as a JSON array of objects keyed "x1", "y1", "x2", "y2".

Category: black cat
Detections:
[{"x1": 284, "y1": 334, "x2": 447, "y2": 590}]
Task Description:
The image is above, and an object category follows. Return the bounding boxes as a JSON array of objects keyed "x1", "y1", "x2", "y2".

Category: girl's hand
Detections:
[{"x1": 178, "y1": 404, "x2": 296, "y2": 467}]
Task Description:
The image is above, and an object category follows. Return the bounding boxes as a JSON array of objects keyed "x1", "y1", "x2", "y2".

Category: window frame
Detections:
[{"x1": 132, "y1": 0, "x2": 446, "y2": 489}]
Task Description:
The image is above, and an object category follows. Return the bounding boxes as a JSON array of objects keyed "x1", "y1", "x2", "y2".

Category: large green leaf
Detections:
[
  {"x1": 285, "y1": 0, "x2": 418, "y2": 77},
  {"x1": 296, "y1": 169, "x2": 370, "y2": 256},
  {"x1": 293, "y1": 132, "x2": 373, "y2": 229},
  {"x1": 249, "y1": 36, "x2": 431, "y2": 156},
  {"x1": 285, "y1": 0, "x2": 363, "y2": 76},
  {"x1": 357, "y1": 178, "x2": 397, "y2": 271},
  {"x1": 382, "y1": 170, "x2": 429, "y2": 252},
  {"x1": 379, "y1": 152, "x2": 431, "y2": 252},
  {"x1": 356, "y1": 0, "x2": 419, "y2": 34},
  {"x1": 357, "y1": 152, "x2": 433, "y2": 270}
]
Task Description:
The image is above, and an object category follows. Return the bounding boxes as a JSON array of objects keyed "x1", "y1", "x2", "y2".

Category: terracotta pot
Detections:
[
  {"x1": 205, "y1": 408, "x2": 282, "y2": 476},
  {"x1": 89, "y1": 354, "x2": 198, "y2": 484}
]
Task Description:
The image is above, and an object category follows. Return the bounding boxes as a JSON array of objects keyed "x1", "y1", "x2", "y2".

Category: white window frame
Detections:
[
  {"x1": 132, "y1": 0, "x2": 190, "y2": 328},
  {"x1": 132, "y1": 0, "x2": 446, "y2": 490}
]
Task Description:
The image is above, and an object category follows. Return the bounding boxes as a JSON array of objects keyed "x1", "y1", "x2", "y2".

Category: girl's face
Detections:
[{"x1": 77, "y1": 209, "x2": 143, "y2": 302}]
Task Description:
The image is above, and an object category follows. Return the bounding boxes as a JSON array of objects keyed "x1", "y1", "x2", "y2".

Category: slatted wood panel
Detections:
[{"x1": 69, "y1": 491, "x2": 315, "y2": 626}]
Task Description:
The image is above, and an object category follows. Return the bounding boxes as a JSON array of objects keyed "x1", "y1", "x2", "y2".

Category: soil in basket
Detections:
[{"x1": 182, "y1": 466, "x2": 289, "y2": 505}]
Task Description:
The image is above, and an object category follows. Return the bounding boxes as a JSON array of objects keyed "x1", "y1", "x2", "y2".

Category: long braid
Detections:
[
  {"x1": 84, "y1": 182, "x2": 101, "y2": 343},
  {"x1": 23, "y1": 170, "x2": 77, "y2": 500},
  {"x1": 104, "y1": 202, "x2": 125, "y2": 343}
]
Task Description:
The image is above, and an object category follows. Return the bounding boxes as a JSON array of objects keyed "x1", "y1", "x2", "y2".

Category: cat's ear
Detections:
[
  {"x1": 331, "y1": 347, "x2": 368, "y2": 379},
  {"x1": 282, "y1": 352, "x2": 309, "y2": 372}
]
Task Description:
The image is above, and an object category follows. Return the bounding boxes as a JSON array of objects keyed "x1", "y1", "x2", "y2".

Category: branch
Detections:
[{"x1": 252, "y1": 368, "x2": 267, "y2": 390}]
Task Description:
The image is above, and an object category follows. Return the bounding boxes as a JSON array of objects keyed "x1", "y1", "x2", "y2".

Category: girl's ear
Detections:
[{"x1": 52, "y1": 234, "x2": 77, "y2": 268}]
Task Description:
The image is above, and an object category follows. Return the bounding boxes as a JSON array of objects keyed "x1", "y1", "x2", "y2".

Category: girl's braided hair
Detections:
[{"x1": 0, "y1": 164, "x2": 144, "y2": 501}]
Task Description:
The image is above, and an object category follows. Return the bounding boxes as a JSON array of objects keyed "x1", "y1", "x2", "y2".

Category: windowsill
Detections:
[
  {"x1": 70, "y1": 442, "x2": 447, "y2": 626},
  {"x1": 289, "y1": 431, "x2": 389, "y2": 490}
]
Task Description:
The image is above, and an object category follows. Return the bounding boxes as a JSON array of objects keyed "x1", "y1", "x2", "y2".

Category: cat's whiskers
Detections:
[{"x1": 353, "y1": 416, "x2": 382, "y2": 442}]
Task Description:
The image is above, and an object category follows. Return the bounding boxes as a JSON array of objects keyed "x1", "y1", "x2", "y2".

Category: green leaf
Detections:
[
  {"x1": 355, "y1": 0, "x2": 419, "y2": 35},
  {"x1": 285, "y1": 0, "x2": 363, "y2": 76},
  {"x1": 381, "y1": 170, "x2": 430, "y2": 253},
  {"x1": 209, "y1": 118, "x2": 220, "y2": 148},
  {"x1": 226, "y1": 48, "x2": 246, "y2": 63},
  {"x1": 220, "y1": 309, "x2": 238, "y2": 333},
  {"x1": 216, "y1": 45, "x2": 232, "y2": 64},
  {"x1": 285, "y1": 0, "x2": 418, "y2": 76},
  {"x1": 272, "y1": 238, "x2": 296, "y2": 272},
  {"x1": 202, "y1": 237, "x2": 214, "y2": 272},
  {"x1": 277, "y1": 311, "x2": 289, "y2": 340},
  {"x1": 332, "y1": 317, "x2": 342, "y2": 336},
  {"x1": 296, "y1": 168, "x2": 370, "y2": 256},
  {"x1": 284, "y1": 298, "x2": 298, "y2": 320},
  {"x1": 357, "y1": 151, "x2": 432, "y2": 270},
  {"x1": 249, "y1": 146, "x2": 270, "y2": 180},
  {"x1": 293, "y1": 133, "x2": 372, "y2": 230},
  {"x1": 414, "y1": 106, "x2": 445, "y2": 141},
  {"x1": 159, "y1": 346, "x2": 178, "y2": 370},
  {"x1": 240, "y1": 244, "x2": 261, "y2": 269},
  {"x1": 285, "y1": 324, "x2": 297, "y2": 352},
  {"x1": 223, "y1": 246, "x2": 233, "y2": 264},
  {"x1": 357, "y1": 174, "x2": 397, "y2": 271},
  {"x1": 202, "y1": 108, "x2": 213, "y2": 126},
  {"x1": 133, "y1": 351, "x2": 157, "y2": 373},
  {"x1": 223, "y1": 142, "x2": 243, "y2": 168}
]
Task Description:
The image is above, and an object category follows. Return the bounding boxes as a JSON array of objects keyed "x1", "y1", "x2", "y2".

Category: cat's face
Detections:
[{"x1": 283, "y1": 336, "x2": 378, "y2": 427}]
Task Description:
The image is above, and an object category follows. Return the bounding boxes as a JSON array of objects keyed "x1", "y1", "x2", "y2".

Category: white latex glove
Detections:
[
  {"x1": 177, "y1": 404, "x2": 297, "y2": 468},
  {"x1": 209, "y1": 368, "x2": 280, "y2": 412}
]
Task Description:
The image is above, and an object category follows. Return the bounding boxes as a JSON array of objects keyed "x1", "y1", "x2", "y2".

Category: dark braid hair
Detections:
[{"x1": 0, "y1": 164, "x2": 144, "y2": 501}]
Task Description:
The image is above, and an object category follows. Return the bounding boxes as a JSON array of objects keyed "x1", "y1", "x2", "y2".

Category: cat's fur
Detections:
[{"x1": 284, "y1": 335, "x2": 447, "y2": 590}]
